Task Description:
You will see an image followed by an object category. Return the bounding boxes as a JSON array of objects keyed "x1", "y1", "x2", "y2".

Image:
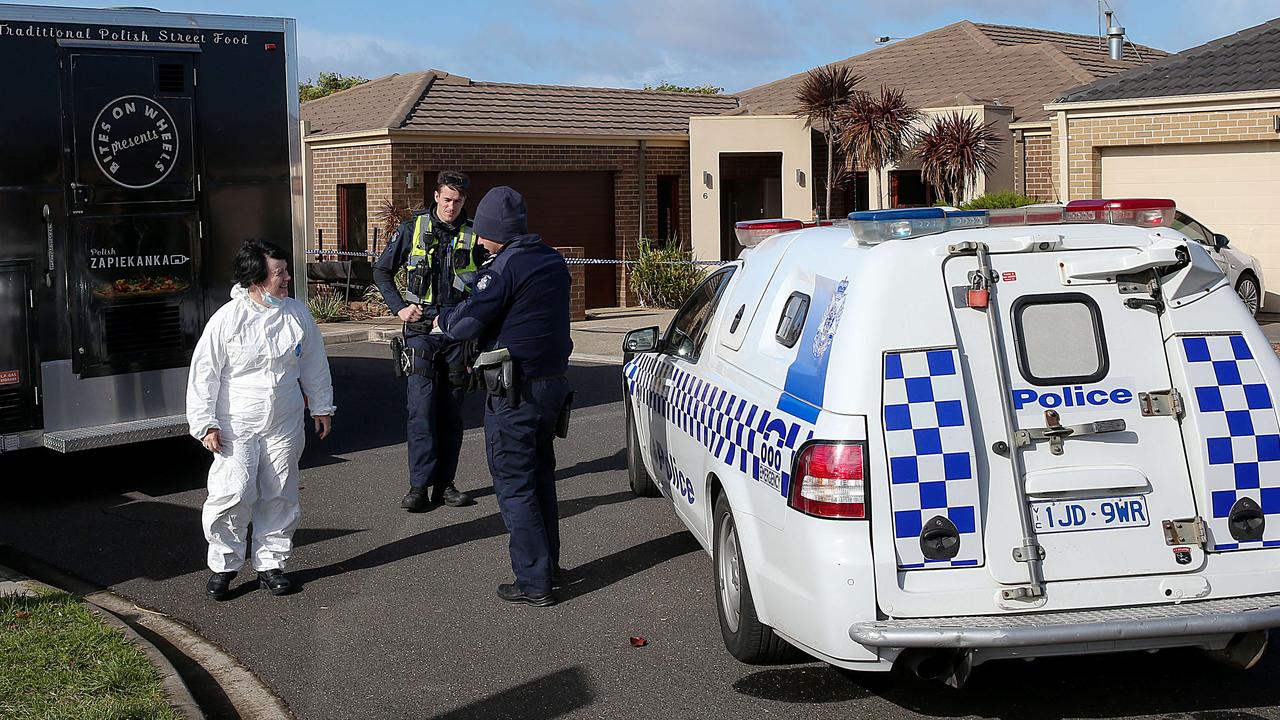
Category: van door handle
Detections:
[{"x1": 1014, "y1": 410, "x2": 1127, "y2": 455}]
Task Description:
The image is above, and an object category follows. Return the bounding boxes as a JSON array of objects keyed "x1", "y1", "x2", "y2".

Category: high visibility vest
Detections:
[{"x1": 406, "y1": 214, "x2": 478, "y2": 306}]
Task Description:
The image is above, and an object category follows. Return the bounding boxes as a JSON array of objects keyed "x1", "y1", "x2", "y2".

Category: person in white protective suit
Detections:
[{"x1": 186, "y1": 239, "x2": 335, "y2": 601}]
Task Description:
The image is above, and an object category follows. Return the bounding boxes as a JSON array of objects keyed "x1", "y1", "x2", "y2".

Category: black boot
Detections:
[
  {"x1": 206, "y1": 571, "x2": 236, "y2": 601},
  {"x1": 432, "y1": 484, "x2": 472, "y2": 507},
  {"x1": 258, "y1": 569, "x2": 293, "y2": 596},
  {"x1": 401, "y1": 487, "x2": 430, "y2": 512}
]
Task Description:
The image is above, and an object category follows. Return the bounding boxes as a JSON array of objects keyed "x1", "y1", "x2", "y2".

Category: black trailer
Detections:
[{"x1": 0, "y1": 5, "x2": 301, "y2": 453}]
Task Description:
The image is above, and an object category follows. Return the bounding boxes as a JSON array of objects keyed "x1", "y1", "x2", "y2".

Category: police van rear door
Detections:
[{"x1": 945, "y1": 246, "x2": 1202, "y2": 583}]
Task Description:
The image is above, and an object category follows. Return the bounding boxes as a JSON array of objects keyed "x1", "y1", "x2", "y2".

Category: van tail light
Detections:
[
  {"x1": 1064, "y1": 199, "x2": 1175, "y2": 228},
  {"x1": 789, "y1": 441, "x2": 868, "y2": 519}
]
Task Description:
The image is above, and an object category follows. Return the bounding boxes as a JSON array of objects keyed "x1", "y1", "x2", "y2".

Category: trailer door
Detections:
[
  {"x1": 0, "y1": 262, "x2": 38, "y2": 438},
  {"x1": 59, "y1": 48, "x2": 203, "y2": 377}
]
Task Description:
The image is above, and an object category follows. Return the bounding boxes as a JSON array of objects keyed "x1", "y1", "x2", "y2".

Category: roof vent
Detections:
[{"x1": 1105, "y1": 11, "x2": 1125, "y2": 61}]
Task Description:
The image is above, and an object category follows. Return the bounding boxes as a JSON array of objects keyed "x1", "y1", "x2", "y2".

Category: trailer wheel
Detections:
[
  {"x1": 626, "y1": 403, "x2": 660, "y2": 497},
  {"x1": 713, "y1": 493, "x2": 794, "y2": 663}
]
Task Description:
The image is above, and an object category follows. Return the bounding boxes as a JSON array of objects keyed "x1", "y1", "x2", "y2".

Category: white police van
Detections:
[{"x1": 621, "y1": 199, "x2": 1280, "y2": 685}]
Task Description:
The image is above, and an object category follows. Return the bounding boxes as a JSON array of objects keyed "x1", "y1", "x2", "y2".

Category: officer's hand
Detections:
[
  {"x1": 398, "y1": 304, "x2": 423, "y2": 323},
  {"x1": 201, "y1": 428, "x2": 221, "y2": 453},
  {"x1": 432, "y1": 315, "x2": 440, "y2": 330},
  {"x1": 314, "y1": 415, "x2": 332, "y2": 439}
]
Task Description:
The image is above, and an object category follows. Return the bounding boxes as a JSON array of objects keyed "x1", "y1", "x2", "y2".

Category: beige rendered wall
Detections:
[{"x1": 688, "y1": 115, "x2": 813, "y2": 260}]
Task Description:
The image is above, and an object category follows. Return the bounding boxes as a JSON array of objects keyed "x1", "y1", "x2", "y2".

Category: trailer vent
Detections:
[
  {"x1": 0, "y1": 387, "x2": 24, "y2": 432},
  {"x1": 158, "y1": 64, "x2": 186, "y2": 93},
  {"x1": 103, "y1": 303, "x2": 183, "y2": 358}
]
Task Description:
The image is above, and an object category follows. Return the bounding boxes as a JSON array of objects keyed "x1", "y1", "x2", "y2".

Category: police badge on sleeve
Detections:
[{"x1": 477, "y1": 274, "x2": 492, "y2": 292}]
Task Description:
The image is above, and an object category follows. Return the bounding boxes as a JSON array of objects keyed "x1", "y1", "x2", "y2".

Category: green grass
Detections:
[{"x1": 0, "y1": 591, "x2": 183, "y2": 720}]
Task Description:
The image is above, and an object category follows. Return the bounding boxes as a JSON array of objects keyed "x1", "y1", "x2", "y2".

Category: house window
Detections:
[
  {"x1": 889, "y1": 170, "x2": 935, "y2": 208},
  {"x1": 337, "y1": 184, "x2": 367, "y2": 254}
]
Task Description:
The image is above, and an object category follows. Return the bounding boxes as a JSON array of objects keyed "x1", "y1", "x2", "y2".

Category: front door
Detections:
[
  {"x1": 60, "y1": 49, "x2": 203, "y2": 377},
  {"x1": 945, "y1": 249, "x2": 1202, "y2": 583}
]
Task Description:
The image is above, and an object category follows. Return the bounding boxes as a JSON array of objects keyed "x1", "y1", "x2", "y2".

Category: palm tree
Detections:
[
  {"x1": 915, "y1": 112, "x2": 1004, "y2": 206},
  {"x1": 836, "y1": 86, "x2": 921, "y2": 209},
  {"x1": 795, "y1": 64, "x2": 862, "y2": 219}
]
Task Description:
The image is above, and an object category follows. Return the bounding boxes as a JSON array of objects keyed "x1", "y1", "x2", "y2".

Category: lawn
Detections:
[{"x1": 0, "y1": 590, "x2": 182, "y2": 720}]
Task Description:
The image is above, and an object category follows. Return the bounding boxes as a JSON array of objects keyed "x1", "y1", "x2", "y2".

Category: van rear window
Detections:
[{"x1": 1012, "y1": 294, "x2": 1108, "y2": 385}]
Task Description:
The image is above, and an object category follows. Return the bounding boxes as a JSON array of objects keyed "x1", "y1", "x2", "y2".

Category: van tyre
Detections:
[
  {"x1": 626, "y1": 404, "x2": 660, "y2": 497},
  {"x1": 1236, "y1": 274, "x2": 1261, "y2": 316},
  {"x1": 713, "y1": 493, "x2": 794, "y2": 663}
]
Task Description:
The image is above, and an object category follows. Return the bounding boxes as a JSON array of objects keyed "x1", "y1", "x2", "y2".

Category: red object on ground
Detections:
[{"x1": 629, "y1": 636, "x2": 647, "y2": 647}]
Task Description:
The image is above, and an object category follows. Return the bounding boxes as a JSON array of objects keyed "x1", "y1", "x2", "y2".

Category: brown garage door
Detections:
[{"x1": 463, "y1": 171, "x2": 616, "y2": 310}]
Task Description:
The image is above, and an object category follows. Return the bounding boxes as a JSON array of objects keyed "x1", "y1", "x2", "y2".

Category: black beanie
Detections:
[{"x1": 472, "y1": 186, "x2": 527, "y2": 244}]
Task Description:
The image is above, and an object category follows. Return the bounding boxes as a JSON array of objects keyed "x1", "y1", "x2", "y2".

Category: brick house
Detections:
[
  {"x1": 300, "y1": 70, "x2": 737, "y2": 310},
  {"x1": 689, "y1": 21, "x2": 1166, "y2": 260},
  {"x1": 1045, "y1": 17, "x2": 1280, "y2": 307}
]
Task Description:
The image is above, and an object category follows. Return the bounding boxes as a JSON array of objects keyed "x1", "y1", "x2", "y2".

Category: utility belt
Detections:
[
  {"x1": 390, "y1": 334, "x2": 478, "y2": 389},
  {"x1": 473, "y1": 348, "x2": 574, "y2": 438}
]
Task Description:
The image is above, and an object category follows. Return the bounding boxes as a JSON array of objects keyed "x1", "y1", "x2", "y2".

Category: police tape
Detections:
[{"x1": 303, "y1": 250, "x2": 725, "y2": 266}]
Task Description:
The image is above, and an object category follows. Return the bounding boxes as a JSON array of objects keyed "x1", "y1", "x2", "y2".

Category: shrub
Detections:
[
  {"x1": 629, "y1": 239, "x2": 706, "y2": 309},
  {"x1": 361, "y1": 265, "x2": 407, "y2": 317},
  {"x1": 307, "y1": 285, "x2": 349, "y2": 323},
  {"x1": 959, "y1": 191, "x2": 1041, "y2": 210}
]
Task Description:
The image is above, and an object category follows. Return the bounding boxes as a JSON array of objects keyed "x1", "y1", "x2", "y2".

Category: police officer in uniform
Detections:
[
  {"x1": 374, "y1": 170, "x2": 482, "y2": 512},
  {"x1": 437, "y1": 187, "x2": 572, "y2": 606}
]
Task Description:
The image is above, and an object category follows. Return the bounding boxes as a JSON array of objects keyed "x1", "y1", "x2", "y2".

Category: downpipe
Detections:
[{"x1": 901, "y1": 649, "x2": 974, "y2": 689}]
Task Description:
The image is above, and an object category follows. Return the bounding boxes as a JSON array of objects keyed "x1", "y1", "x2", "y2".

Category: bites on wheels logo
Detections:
[{"x1": 92, "y1": 95, "x2": 179, "y2": 189}]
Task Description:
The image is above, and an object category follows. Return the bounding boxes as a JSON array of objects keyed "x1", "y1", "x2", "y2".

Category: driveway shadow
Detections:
[{"x1": 555, "y1": 531, "x2": 701, "y2": 604}]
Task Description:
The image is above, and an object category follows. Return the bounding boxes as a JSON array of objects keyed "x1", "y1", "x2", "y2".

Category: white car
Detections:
[
  {"x1": 1171, "y1": 211, "x2": 1265, "y2": 316},
  {"x1": 622, "y1": 200, "x2": 1280, "y2": 686}
]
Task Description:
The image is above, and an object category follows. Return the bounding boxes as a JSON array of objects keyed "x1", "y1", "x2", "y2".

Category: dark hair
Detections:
[
  {"x1": 233, "y1": 239, "x2": 290, "y2": 288},
  {"x1": 436, "y1": 170, "x2": 470, "y2": 195}
]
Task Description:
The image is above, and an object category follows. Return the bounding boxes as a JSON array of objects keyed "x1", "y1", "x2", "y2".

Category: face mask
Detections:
[{"x1": 257, "y1": 285, "x2": 284, "y2": 308}]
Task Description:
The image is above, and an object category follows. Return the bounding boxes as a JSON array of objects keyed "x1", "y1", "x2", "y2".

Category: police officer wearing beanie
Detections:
[
  {"x1": 373, "y1": 170, "x2": 483, "y2": 512},
  {"x1": 436, "y1": 186, "x2": 573, "y2": 606}
]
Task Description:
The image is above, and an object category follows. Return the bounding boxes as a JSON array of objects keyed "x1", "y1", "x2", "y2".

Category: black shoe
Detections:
[
  {"x1": 497, "y1": 582, "x2": 555, "y2": 607},
  {"x1": 432, "y1": 484, "x2": 472, "y2": 507},
  {"x1": 258, "y1": 569, "x2": 293, "y2": 596},
  {"x1": 401, "y1": 487, "x2": 430, "y2": 512},
  {"x1": 206, "y1": 571, "x2": 236, "y2": 601}
]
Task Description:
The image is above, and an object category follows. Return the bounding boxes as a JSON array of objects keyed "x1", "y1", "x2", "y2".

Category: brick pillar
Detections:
[{"x1": 555, "y1": 246, "x2": 587, "y2": 321}]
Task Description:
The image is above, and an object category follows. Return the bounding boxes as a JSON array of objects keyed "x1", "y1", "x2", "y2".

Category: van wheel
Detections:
[
  {"x1": 713, "y1": 494, "x2": 794, "y2": 663},
  {"x1": 626, "y1": 404, "x2": 660, "y2": 497},
  {"x1": 1236, "y1": 274, "x2": 1261, "y2": 316}
]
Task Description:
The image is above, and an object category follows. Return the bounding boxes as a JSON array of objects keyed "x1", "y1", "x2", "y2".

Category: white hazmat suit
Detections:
[{"x1": 186, "y1": 285, "x2": 336, "y2": 573}]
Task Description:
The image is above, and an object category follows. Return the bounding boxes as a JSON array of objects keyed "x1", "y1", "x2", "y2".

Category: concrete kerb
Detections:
[
  {"x1": 0, "y1": 548, "x2": 295, "y2": 720},
  {"x1": 0, "y1": 566, "x2": 206, "y2": 720}
]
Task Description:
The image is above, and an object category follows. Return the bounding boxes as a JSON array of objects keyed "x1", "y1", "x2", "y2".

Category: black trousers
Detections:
[
  {"x1": 405, "y1": 334, "x2": 465, "y2": 492},
  {"x1": 486, "y1": 377, "x2": 568, "y2": 596}
]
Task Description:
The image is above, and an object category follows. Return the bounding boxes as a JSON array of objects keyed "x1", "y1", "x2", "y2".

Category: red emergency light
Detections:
[
  {"x1": 734, "y1": 218, "x2": 805, "y2": 248},
  {"x1": 1064, "y1": 198, "x2": 1175, "y2": 228}
]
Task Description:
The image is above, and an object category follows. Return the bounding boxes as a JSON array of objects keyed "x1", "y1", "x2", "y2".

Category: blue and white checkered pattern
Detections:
[
  {"x1": 1180, "y1": 335, "x2": 1280, "y2": 551},
  {"x1": 626, "y1": 354, "x2": 812, "y2": 494},
  {"x1": 883, "y1": 348, "x2": 984, "y2": 569}
]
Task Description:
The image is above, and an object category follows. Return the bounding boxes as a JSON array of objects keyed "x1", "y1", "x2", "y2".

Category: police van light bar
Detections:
[
  {"x1": 847, "y1": 207, "x2": 948, "y2": 245},
  {"x1": 789, "y1": 441, "x2": 867, "y2": 519},
  {"x1": 986, "y1": 206, "x2": 1066, "y2": 226},
  {"x1": 1064, "y1": 198, "x2": 1175, "y2": 228},
  {"x1": 735, "y1": 219, "x2": 805, "y2": 248}
]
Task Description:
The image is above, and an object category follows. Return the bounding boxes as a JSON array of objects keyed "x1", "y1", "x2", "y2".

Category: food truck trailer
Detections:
[{"x1": 0, "y1": 4, "x2": 302, "y2": 453}]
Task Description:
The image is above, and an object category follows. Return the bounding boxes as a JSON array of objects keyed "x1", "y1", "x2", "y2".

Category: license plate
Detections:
[{"x1": 1030, "y1": 495, "x2": 1150, "y2": 534}]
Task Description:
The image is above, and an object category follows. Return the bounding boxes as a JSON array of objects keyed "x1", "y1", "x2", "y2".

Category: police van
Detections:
[{"x1": 621, "y1": 199, "x2": 1280, "y2": 685}]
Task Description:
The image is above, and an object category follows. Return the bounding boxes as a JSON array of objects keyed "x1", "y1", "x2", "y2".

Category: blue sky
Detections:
[{"x1": 20, "y1": 1, "x2": 1280, "y2": 92}]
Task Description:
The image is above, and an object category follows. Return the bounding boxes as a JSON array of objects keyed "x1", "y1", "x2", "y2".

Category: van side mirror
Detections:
[
  {"x1": 1213, "y1": 233, "x2": 1230, "y2": 250},
  {"x1": 623, "y1": 326, "x2": 660, "y2": 354}
]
